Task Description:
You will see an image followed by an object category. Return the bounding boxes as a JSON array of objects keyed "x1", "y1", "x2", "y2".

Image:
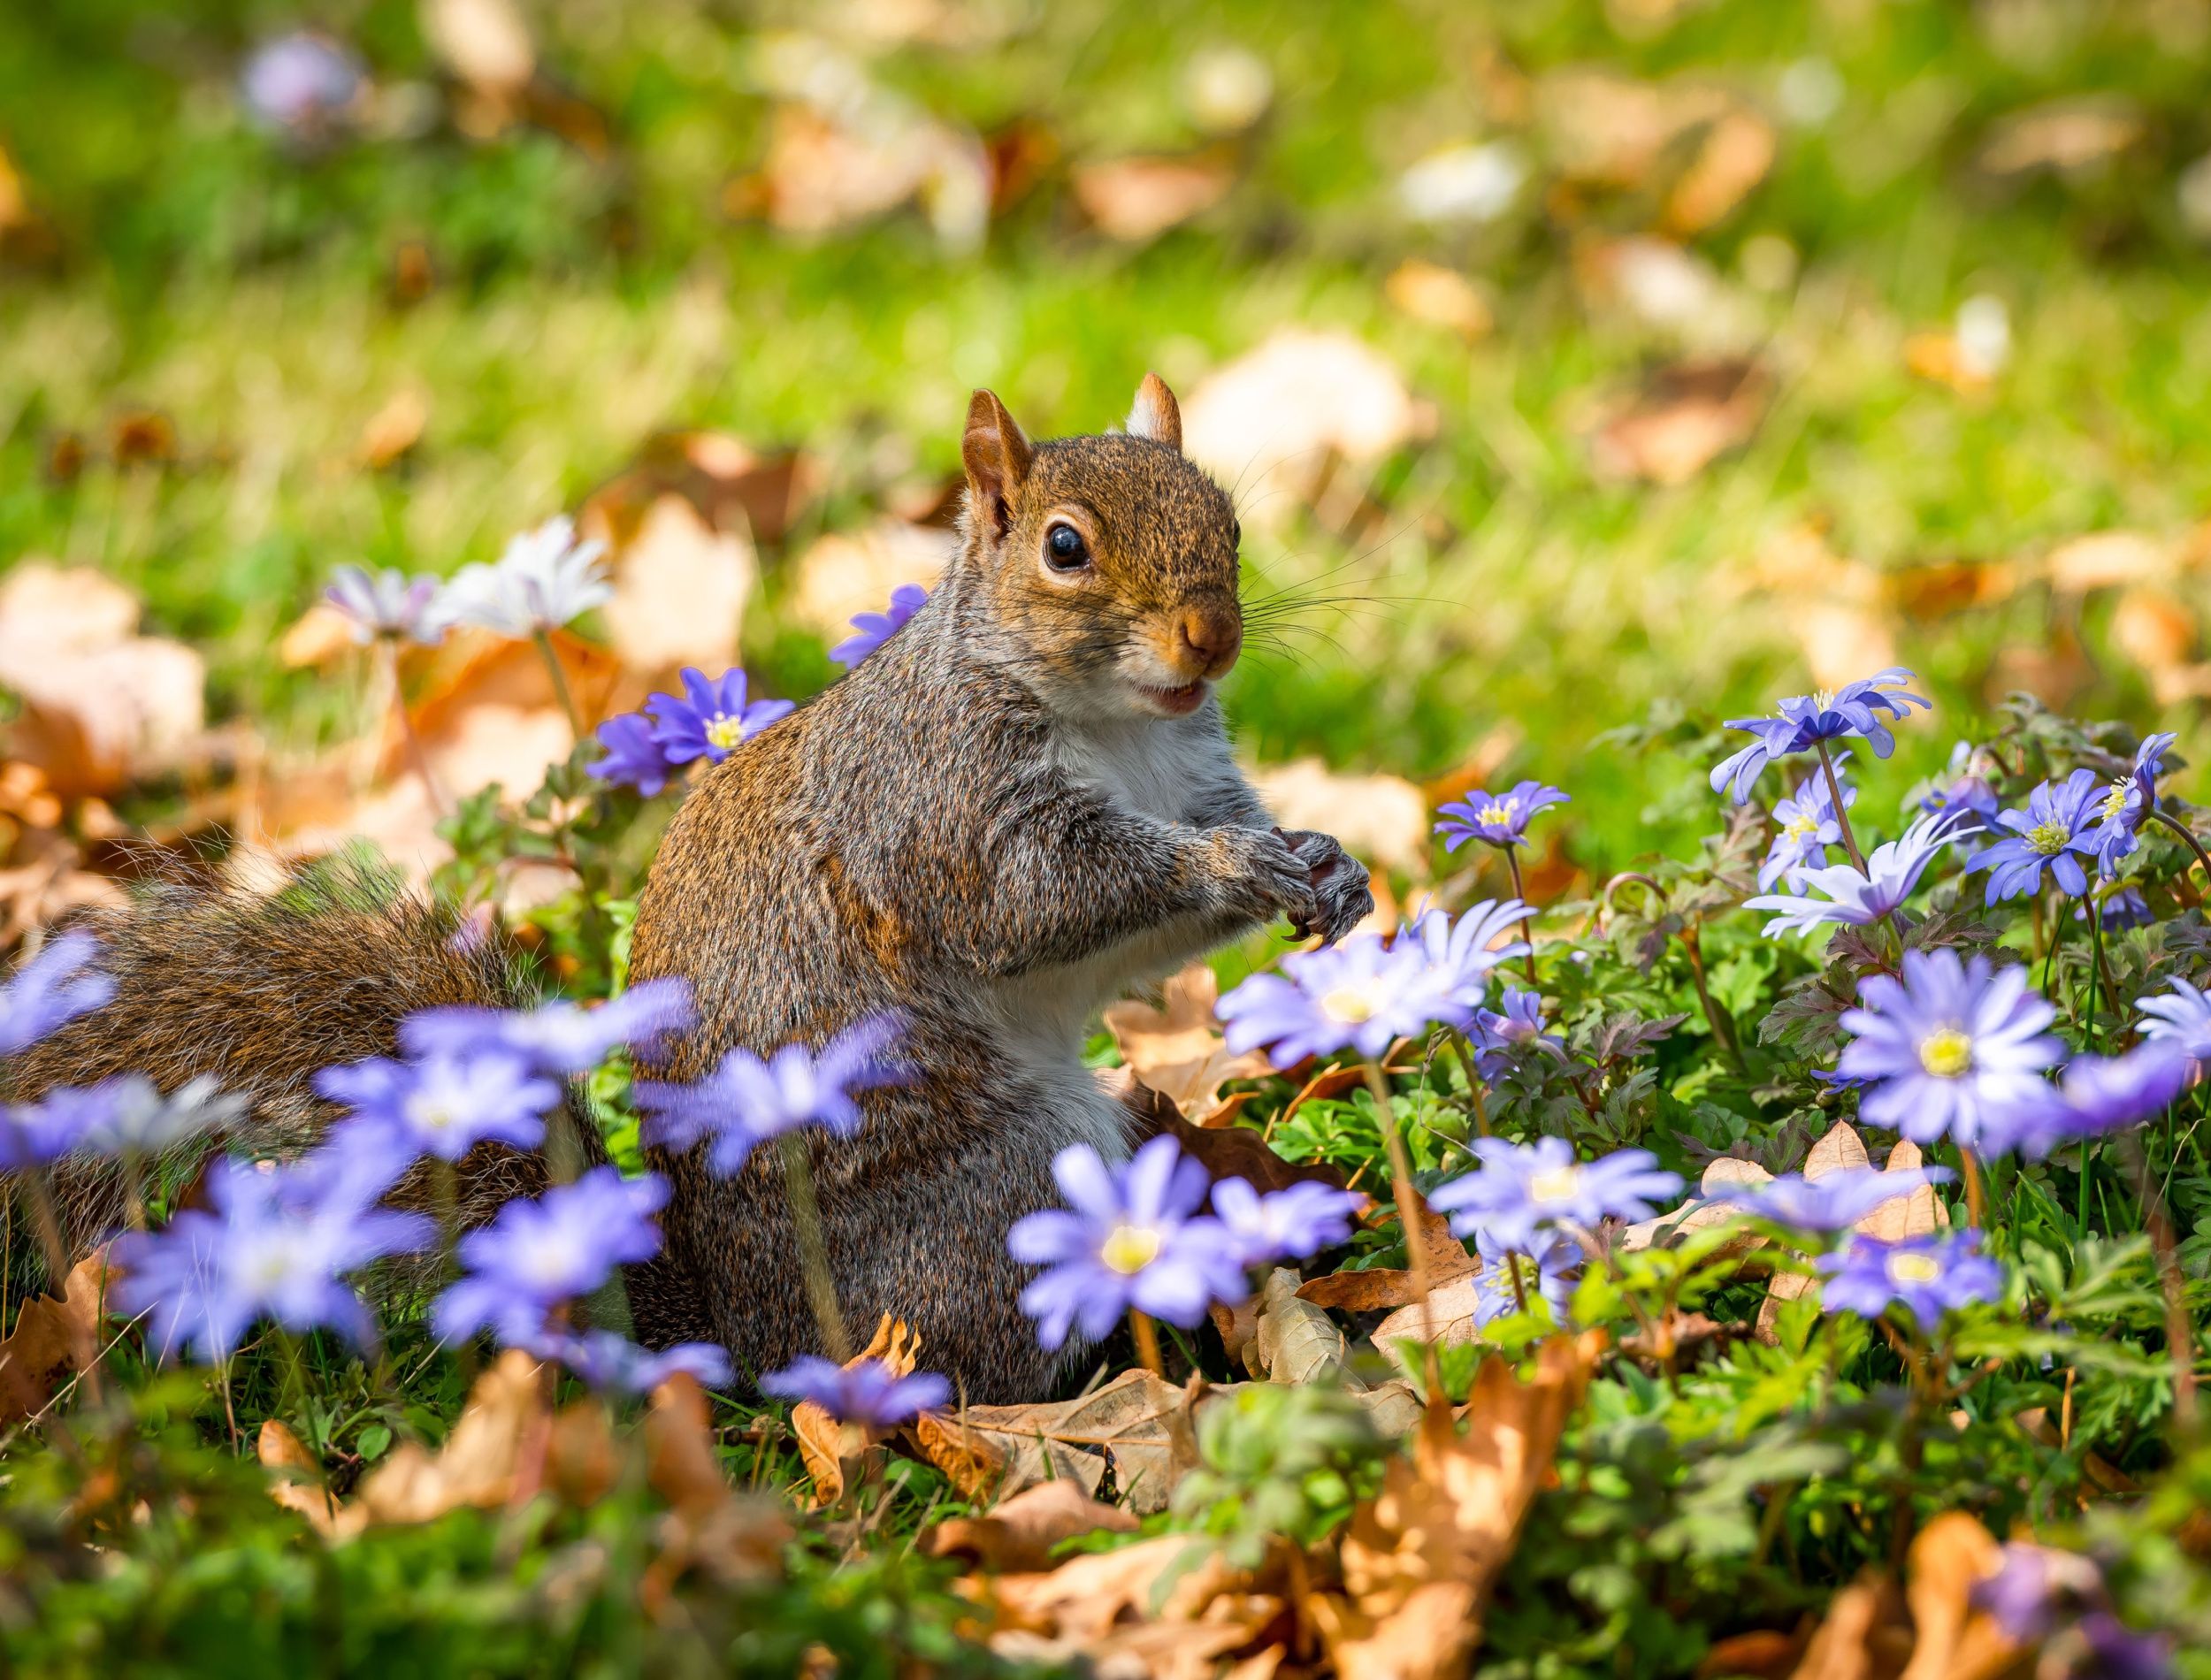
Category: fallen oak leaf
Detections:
[
  {"x1": 792, "y1": 1314, "x2": 922, "y2": 1508},
  {"x1": 1102, "y1": 963, "x2": 1271, "y2": 1119},
  {"x1": 341, "y1": 1348, "x2": 547, "y2": 1532},
  {"x1": 907, "y1": 1366, "x2": 1201, "y2": 1516},
  {"x1": 258, "y1": 1418, "x2": 343, "y2": 1536},
  {"x1": 1115, "y1": 1072, "x2": 1355, "y2": 1199},
  {"x1": 920, "y1": 1477, "x2": 1139, "y2": 1574},
  {"x1": 1297, "y1": 1195, "x2": 1478, "y2": 1312},
  {"x1": 0, "y1": 1246, "x2": 118, "y2": 1423},
  {"x1": 1071, "y1": 152, "x2": 1236, "y2": 242},
  {"x1": 1251, "y1": 1266, "x2": 1359, "y2": 1386}
]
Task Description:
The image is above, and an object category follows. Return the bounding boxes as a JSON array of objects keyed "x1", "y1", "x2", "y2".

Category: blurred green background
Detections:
[{"x1": 6, "y1": 0, "x2": 2211, "y2": 886}]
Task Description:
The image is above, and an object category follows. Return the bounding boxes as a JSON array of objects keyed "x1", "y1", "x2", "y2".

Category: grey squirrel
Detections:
[{"x1": 5, "y1": 375, "x2": 1374, "y2": 1401}]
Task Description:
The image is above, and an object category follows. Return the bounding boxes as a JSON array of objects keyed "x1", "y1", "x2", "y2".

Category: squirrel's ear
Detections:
[
  {"x1": 1126, "y1": 371, "x2": 1182, "y2": 451},
  {"x1": 962, "y1": 389, "x2": 1034, "y2": 542}
]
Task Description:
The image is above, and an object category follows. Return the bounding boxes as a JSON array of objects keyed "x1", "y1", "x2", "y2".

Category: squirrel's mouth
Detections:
[{"x1": 1134, "y1": 679, "x2": 1208, "y2": 717}]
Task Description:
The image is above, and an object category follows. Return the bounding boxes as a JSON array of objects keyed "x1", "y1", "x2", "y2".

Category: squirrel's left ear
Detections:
[
  {"x1": 1126, "y1": 371, "x2": 1182, "y2": 452},
  {"x1": 962, "y1": 389, "x2": 1034, "y2": 543}
]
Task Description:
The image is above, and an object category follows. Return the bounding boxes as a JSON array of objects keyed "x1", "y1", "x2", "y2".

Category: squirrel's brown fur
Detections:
[{"x1": 4, "y1": 378, "x2": 1373, "y2": 1402}]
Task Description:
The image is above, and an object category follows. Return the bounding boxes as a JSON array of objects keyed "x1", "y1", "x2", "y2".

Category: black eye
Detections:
[{"x1": 1044, "y1": 522, "x2": 1090, "y2": 572}]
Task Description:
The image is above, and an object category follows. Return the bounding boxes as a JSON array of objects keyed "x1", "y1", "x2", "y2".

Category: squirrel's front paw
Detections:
[
  {"x1": 1214, "y1": 828, "x2": 1318, "y2": 933},
  {"x1": 1276, "y1": 829, "x2": 1374, "y2": 946}
]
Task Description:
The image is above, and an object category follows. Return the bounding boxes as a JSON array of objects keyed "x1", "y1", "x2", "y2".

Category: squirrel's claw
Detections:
[{"x1": 1275, "y1": 829, "x2": 1373, "y2": 947}]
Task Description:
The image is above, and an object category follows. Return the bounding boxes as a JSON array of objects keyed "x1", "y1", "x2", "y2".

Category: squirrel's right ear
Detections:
[
  {"x1": 1125, "y1": 371, "x2": 1182, "y2": 452},
  {"x1": 962, "y1": 389, "x2": 1034, "y2": 543}
]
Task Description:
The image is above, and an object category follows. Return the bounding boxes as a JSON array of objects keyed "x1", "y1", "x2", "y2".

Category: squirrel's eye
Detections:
[{"x1": 1044, "y1": 522, "x2": 1090, "y2": 572}]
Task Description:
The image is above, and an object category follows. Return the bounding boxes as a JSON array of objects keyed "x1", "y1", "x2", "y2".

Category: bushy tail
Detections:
[{"x1": 3, "y1": 859, "x2": 544, "y2": 1259}]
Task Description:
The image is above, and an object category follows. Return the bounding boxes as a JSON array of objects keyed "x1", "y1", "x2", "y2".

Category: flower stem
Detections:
[
  {"x1": 21, "y1": 1173, "x2": 100, "y2": 1403},
  {"x1": 1816, "y1": 743, "x2": 1868, "y2": 874},
  {"x1": 1364, "y1": 1058, "x2": 1442, "y2": 1403},
  {"x1": 1129, "y1": 1309, "x2": 1165, "y2": 1379},
  {"x1": 2150, "y1": 806, "x2": 2211, "y2": 894},
  {"x1": 779, "y1": 1132, "x2": 852, "y2": 1364},
  {"x1": 532, "y1": 628, "x2": 585, "y2": 740},
  {"x1": 2117, "y1": 1129, "x2": 2200, "y2": 1437},
  {"x1": 1503, "y1": 849, "x2": 1540, "y2": 984},
  {"x1": 380, "y1": 638, "x2": 448, "y2": 817},
  {"x1": 1959, "y1": 1147, "x2": 1986, "y2": 1230},
  {"x1": 1679, "y1": 922, "x2": 1746, "y2": 1074}
]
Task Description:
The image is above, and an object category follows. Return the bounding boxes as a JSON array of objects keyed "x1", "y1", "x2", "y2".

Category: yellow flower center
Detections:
[
  {"x1": 1811, "y1": 688, "x2": 1837, "y2": 709},
  {"x1": 1918, "y1": 1027, "x2": 1974, "y2": 1079},
  {"x1": 2026, "y1": 820, "x2": 2071, "y2": 855},
  {"x1": 2100, "y1": 782, "x2": 2130, "y2": 824},
  {"x1": 1785, "y1": 811, "x2": 1821, "y2": 843},
  {"x1": 1887, "y1": 1251, "x2": 1941, "y2": 1286},
  {"x1": 1320, "y1": 983, "x2": 1380, "y2": 1024},
  {"x1": 1480, "y1": 799, "x2": 1517, "y2": 829},
  {"x1": 1528, "y1": 1165, "x2": 1582, "y2": 1205},
  {"x1": 705, "y1": 714, "x2": 748, "y2": 752},
  {"x1": 407, "y1": 1095, "x2": 456, "y2": 1133},
  {"x1": 1100, "y1": 1224, "x2": 1161, "y2": 1274}
]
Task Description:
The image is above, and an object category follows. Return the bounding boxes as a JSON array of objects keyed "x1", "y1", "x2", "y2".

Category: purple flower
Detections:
[
  {"x1": 315, "y1": 1049, "x2": 558, "y2": 1165},
  {"x1": 1742, "y1": 813, "x2": 1961, "y2": 935},
  {"x1": 1, "y1": 1084, "x2": 120, "y2": 1171},
  {"x1": 1731, "y1": 1164, "x2": 1955, "y2": 1232},
  {"x1": 0, "y1": 931, "x2": 114, "y2": 1057},
  {"x1": 2137, "y1": 978, "x2": 2211, "y2": 1075},
  {"x1": 73, "y1": 1074, "x2": 246, "y2": 1158},
  {"x1": 2080, "y1": 733, "x2": 2178, "y2": 879},
  {"x1": 646, "y1": 668, "x2": 794, "y2": 767},
  {"x1": 2077, "y1": 1613, "x2": 2174, "y2": 1680},
  {"x1": 631, "y1": 1016, "x2": 900, "y2": 1178},
  {"x1": 2079, "y1": 886, "x2": 2152, "y2": 931},
  {"x1": 1469, "y1": 1228, "x2": 1580, "y2": 1329},
  {"x1": 1212, "y1": 1177, "x2": 1363, "y2": 1266},
  {"x1": 1984, "y1": 1044, "x2": 2193, "y2": 1161},
  {"x1": 1428, "y1": 1137, "x2": 1682, "y2": 1251},
  {"x1": 1435, "y1": 781, "x2": 1569, "y2": 851},
  {"x1": 1916, "y1": 741, "x2": 2002, "y2": 833},
  {"x1": 1711, "y1": 668, "x2": 1932, "y2": 804},
  {"x1": 240, "y1": 32, "x2": 363, "y2": 135},
  {"x1": 113, "y1": 1157, "x2": 432, "y2": 1362},
  {"x1": 1975, "y1": 1542, "x2": 2067, "y2": 1642},
  {"x1": 525, "y1": 1327, "x2": 733, "y2": 1395},
  {"x1": 432, "y1": 1167, "x2": 669, "y2": 1346},
  {"x1": 401, "y1": 978, "x2": 697, "y2": 1075},
  {"x1": 1837, "y1": 951, "x2": 2062, "y2": 1149},
  {"x1": 1816, "y1": 1229, "x2": 2002, "y2": 1329},
  {"x1": 587, "y1": 713, "x2": 678, "y2": 797},
  {"x1": 324, "y1": 566, "x2": 449, "y2": 645},
  {"x1": 1219, "y1": 933, "x2": 1471, "y2": 1068},
  {"x1": 1972, "y1": 770, "x2": 2103, "y2": 903},
  {"x1": 1006, "y1": 1136, "x2": 1247, "y2": 1349},
  {"x1": 445, "y1": 516, "x2": 611, "y2": 638},
  {"x1": 1465, "y1": 987, "x2": 1569, "y2": 1081},
  {"x1": 761, "y1": 1355, "x2": 951, "y2": 1424},
  {"x1": 830, "y1": 584, "x2": 928, "y2": 668},
  {"x1": 1761, "y1": 757, "x2": 1854, "y2": 890},
  {"x1": 1405, "y1": 899, "x2": 1531, "y2": 1008}
]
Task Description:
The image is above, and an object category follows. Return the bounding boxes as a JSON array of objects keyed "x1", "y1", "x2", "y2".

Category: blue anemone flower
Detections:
[
  {"x1": 1742, "y1": 813, "x2": 1960, "y2": 935},
  {"x1": 830, "y1": 584, "x2": 928, "y2": 668},
  {"x1": 587, "y1": 712, "x2": 678, "y2": 797},
  {"x1": 1761, "y1": 756, "x2": 1854, "y2": 890},
  {"x1": 1435, "y1": 781, "x2": 1569, "y2": 851},
  {"x1": 1710, "y1": 668, "x2": 1931, "y2": 804},
  {"x1": 646, "y1": 668, "x2": 794, "y2": 766},
  {"x1": 1817, "y1": 1229, "x2": 2001, "y2": 1329},
  {"x1": 1972, "y1": 770, "x2": 2103, "y2": 903}
]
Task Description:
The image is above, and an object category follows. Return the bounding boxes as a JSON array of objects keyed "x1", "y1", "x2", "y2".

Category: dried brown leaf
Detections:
[
  {"x1": 1298, "y1": 1199, "x2": 1478, "y2": 1313},
  {"x1": 422, "y1": 0, "x2": 535, "y2": 94},
  {"x1": 920, "y1": 1477, "x2": 1139, "y2": 1573},
  {"x1": 1386, "y1": 261, "x2": 1493, "y2": 340},
  {"x1": 792, "y1": 1316, "x2": 922, "y2": 1508},
  {"x1": 259, "y1": 1418, "x2": 345, "y2": 1535},
  {"x1": 347, "y1": 1349, "x2": 546, "y2": 1531},
  {"x1": 1072, "y1": 153, "x2": 1235, "y2": 242},
  {"x1": 1589, "y1": 358, "x2": 1767, "y2": 486},
  {"x1": 1899, "y1": 1514, "x2": 2016, "y2": 1680},
  {"x1": 601, "y1": 493, "x2": 757, "y2": 675},
  {"x1": 789, "y1": 519, "x2": 953, "y2": 641},
  {"x1": 907, "y1": 1367, "x2": 1200, "y2": 1516},
  {"x1": 1314, "y1": 1332, "x2": 1603, "y2": 1680},
  {"x1": 1665, "y1": 109, "x2": 1776, "y2": 233},
  {"x1": 1251, "y1": 1267, "x2": 1357, "y2": 1386},
  {"x1": 1103, "y1": 963, "x2": 1271, "y2": 1119},
  {"x1": 2044, "y1": 531, "x2": 2173, "y2": 595},
  {"x1": 1250, "y1": 757, "x2": 1429, "y2": 878},
  {"x1": 1119, "y1": 1072, "x2": 1356, "y2": 1201},
  {"x1": 358, "y1": 389, "x2": 429, "y2": 469},
  {"x1": 0, "y1": 1248, "x2": 116, "y2": 1422}
]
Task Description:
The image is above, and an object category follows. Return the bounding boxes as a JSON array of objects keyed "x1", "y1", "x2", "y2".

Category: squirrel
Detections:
[{"x1": 4, "y1": 375, "x2": 1373, "y2": 1403}]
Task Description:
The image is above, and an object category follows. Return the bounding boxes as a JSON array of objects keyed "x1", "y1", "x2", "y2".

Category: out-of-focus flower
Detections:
[
  {"x1": 1219, "y1": 934, "x2": 1472, "y2": 1068},
  {"x1": 241, "y1": 32, "x2": 363, "y2": 136},
  {"x1": 1837, "y1": 950, "x2": 2062, "y2": 1150},
  {"x1": 1469, "y1": 1227, "x2": 1580, "y2": 1329},
  {"x1": 830, "y1": 584, "x2": 927, "y2": 668},
  {"x1": 1006, "y1": 1136, "x2": 1246, "y2": 1349},
  {"x1": 433, "y1": 1168, "x2": 669, "y2": 1346},
  {"x1": 2076, "y1": 1613, "x2": 2174, "y2": 1680},
  {"x1": 1398, "y1": 141, "x2": 1526, "y2": 225},
  {"x1": 1973, "y1": 770, "x2": 2104, "y2": 903},
  {"x1": 1465, "y1": 987, "x2": 1568, "y2": 1081},
  {"x1": 324, "y1": 566, "x2": 450, "y2": 645},
  {"x1": 0, "y1": 931, "x2": 114, "y2": 1057},
  {"x1": 1212, "y1": 1177, "x2": 1363, "y2": 1267},
  {"x1": 1743, "y1": 813, "x2": 1960, "y2": 935},
  {"x1": 315, "y1": 1049, "x2": 559, "y2": 1165},
  {"x1": 1710, "y1": 668, "x2": 1931, "y2": 804},
  {"x1": 73, "y1": 1074, "x2": 246, "y2": 1158},
  {"x1": 1817, "y1": 1229, "x2": 2001, "y2": 1328},
  {"x1": 526, "y1": 1327, "x2": 733, "y2": 1395},
  {"x1": 402, "y1": 979, "x2": 697, "y2": 1076},
  {"x1": 1985, "y1": 1043, "x2": 2193, "y2": 1160},
  {"x1": 1435, "y1": 781, "x2": 1569, "y2": 851},
  {"x1": 1955, "y1": 295, "x2": 2011, "y2": 381},
  {"x1": 113, "y1": 1157, "x2": 432, "y2": 1362},
  {"x1": 1730, "y1": 1163, "x2": 1953, "y2": 1232},
  {"x1": 2138, "y1": 978, "x2": 2211, "y2": 1076},
  {"x1": 1428, "y1": 1137, "x2": 1681, "y2": 1251},
  {"x1": 1404, "y1": 899, "x2": 1531, "y2": 1009},
  {"x1": 1761, "y1": 758, "x2": 1853, "y2": 890},
  {"x1": 761, "y1": 1355, "x2": 951, "y2": 1424},
  {"x1": 1, "y1": 1084, "x2": 118, "y2": 1171},
  {"x1": 646, "y1": 668, "x2": 794, "y2": 765},
  {"x1": 587, "y1": 713, "x2": 678, "y2": 797},
  {"x1": 1916, "y1": 741, "x2": 2002, "y2": 833},
  {"x1": 632, "y1": 1016, "x2": 901, "y2": 1178},
  {"x1": 444, "y1": 516, "x2": 612, "y2": 638},
  {"x1": 2080, "y1": 886, "x2": 2153, "y2": 931}
]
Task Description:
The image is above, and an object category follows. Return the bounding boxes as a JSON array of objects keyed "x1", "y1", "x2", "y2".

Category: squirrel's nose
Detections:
[{"x1": 1175, "y1": 607, "x2": 1243, "y2": 676}]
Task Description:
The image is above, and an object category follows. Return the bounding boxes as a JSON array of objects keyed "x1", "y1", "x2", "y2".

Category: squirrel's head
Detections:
[{"x1": 958, "y1": 376, "x2": 1242, "y2": 721}]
